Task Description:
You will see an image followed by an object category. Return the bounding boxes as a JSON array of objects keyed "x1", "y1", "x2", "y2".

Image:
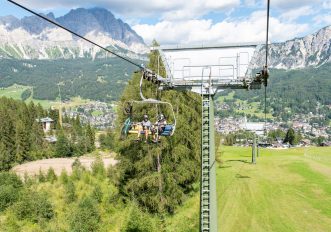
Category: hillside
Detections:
[{"x1": 0, "y1": 58, "x2": 140, "y2": 101}]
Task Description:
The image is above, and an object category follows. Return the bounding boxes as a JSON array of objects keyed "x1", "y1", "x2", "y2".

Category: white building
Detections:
[{"x1": 36, "y1": 117, "x2": 54, "y2": 132}]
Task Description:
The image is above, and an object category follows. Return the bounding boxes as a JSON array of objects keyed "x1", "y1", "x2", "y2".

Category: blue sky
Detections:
[{"x1": 1, "y1": 0, "x2": 331, "y2": 45}]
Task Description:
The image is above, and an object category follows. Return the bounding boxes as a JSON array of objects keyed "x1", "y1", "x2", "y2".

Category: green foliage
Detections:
[
  {"x1": 0, "y1": 172, "x2": 23, "y2": 188},
  {"x1": 107, "y1": 165, "x2": 121, "y2": 186},
  {"x1": 116, "y1": 48, "x2": 201, "y2": 213},
  {"x1": 21, "y1": 89, "x2": 32, "y2": 101},
  {"x1": 37, "y1": 169, "x2": 46, "y2": 183},
  {"x1": 55, "y1": 130, "x2": 73, "y2": 157},
  {"x1": 99, "y1": 129, "x2": 115, "y2": 150},
  {"x1": 121, "y1": 203, "x2": 158, "y2": 232},
  {"x1": 283, "y1": 128, "x2": 301, "y2": 145},
  {"x1": 0, "y1": 172, "x2": 23, "y2": 212},
  {"x1": 64, "y1": 180, "x2": 77, "y2": 204},
  {"x1": 60, "y1": 169, "x2": 69, "y2": 184},
  {"x1": 92, "y1": 184, "x2": 103, "y2": 203},
  {"x1": 91, "y1": 155, "x2": 106, "y2": 178},
  {"x1": 268, "y1": 129, "x2": 286, "y2": 142},
  {"x1": 69, "y1": 196, "x2": 101, "y2": 232},
  {"x1": 46, "y1": 167, "x2": 57, "y2": 183},
  {"x1": 13, "y1": 190, "x2": 54, "y2": 223},
  {"x1": 86, "y1": 123, "x2": 96, "y2": 151}
]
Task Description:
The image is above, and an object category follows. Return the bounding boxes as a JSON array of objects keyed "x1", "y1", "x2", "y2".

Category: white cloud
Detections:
[
  {"x1": 133, "y1": 11, "x2": 309, "y2": 45},
  {"x1": 322, "y1": 0, "x2": 331, "y2": 9},
  {"x1": 314, "y1": 14, "x2": 331, "y2": 25},
  {"x1": 280, "y1": 6, "x2": 316, "y2": 22},
  {"x1": 271, "y1": 0, "x2": 321, "y2": 9},
  {"x1": 14, "y1": 0, "x2": 239, "y2": 20}
]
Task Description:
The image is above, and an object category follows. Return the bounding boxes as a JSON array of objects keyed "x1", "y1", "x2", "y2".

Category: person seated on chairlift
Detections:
[
  {"x1": 137, "y1": 114, "x2": 151, "y2": 142},
  {"x1": 153, "y1": 114, "x2": 167, "y2": 143}
]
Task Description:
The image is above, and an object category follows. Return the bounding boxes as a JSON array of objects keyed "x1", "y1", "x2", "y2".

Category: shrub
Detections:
[
  {"x1": 60, "y1": 169, "x2": 69, "y2": 184},
  {"x1": 69, "y1": 197, "x2": 100, "y2": 232},
  {"x1": 46, "y1": 168, "x2": 57, "y2": 183},
  {"x1": 107, "y1": 165, "x2": 121, "y2": 186},
  {"x1": 92, "y1": 185, "x2": 103, "y2": 203},
  {"x1": 64, "y1": 180, "x2": 76, "y2": 204},
  {"x1": 71, "y1": 158, "x2": 85, "y2": 181},
  {"x1": 37, "y1": 169, "x2": 46, "y2": 183},
  {"x1": 14, "y1": 190, "x2": 54, "y2": 223},
  {"x1": 0, "y1": 172, "x2": 23, "y2": 188},
  {"x1": 0, "y1": 172, "x2": 23, "y2": 212},
  {"x1": 91, "y1": 156, "x2": 105, "y2": 177},
  {"x1": 121, "y1": 203, "x2": 157, "y2": 232}
]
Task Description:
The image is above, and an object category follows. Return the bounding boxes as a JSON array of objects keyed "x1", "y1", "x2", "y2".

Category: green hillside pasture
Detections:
[
  {"x1": 0, "y1": 84, "x2": 28, "y2": 99},
  {"x1": 0, "y1": 85, "x2": 54, "y2": 108},
  {"x1": 216, "y1": 91, "x2": 273, "y2": 119},
  {"x1": 167, "y1": 146, "x2": 331, "y2": 232}
]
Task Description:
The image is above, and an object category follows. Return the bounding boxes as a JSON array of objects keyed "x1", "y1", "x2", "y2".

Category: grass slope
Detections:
[
  {"x1": 168, "y1": 146, "x2": 331, "y2": 232},
  {"x1": 0, "y1": 84, "x2": 54, "y2": 108}
]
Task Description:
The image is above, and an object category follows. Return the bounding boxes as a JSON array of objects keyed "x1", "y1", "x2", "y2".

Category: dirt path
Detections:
[{"x1": 12, "y1": 156, "x2": 118, "y2": 177}]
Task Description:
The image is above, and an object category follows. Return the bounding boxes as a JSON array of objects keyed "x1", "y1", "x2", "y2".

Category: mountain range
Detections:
[
  {"x1": 254, "y1": 25, "x2": 331, "y2": 69},
  {"x1": 0, "y1": 8, "x2": 148, "y2": 59},
  {"x1": 0, "y1": 7, "x2": 330, "y2": 70}
]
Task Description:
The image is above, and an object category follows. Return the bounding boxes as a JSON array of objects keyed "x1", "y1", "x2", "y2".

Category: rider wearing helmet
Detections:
[
  {"x1": 153, "y1": 114, "x2": 167, "y2": 142},
  {"x1": 137, "y1": 114, "x2": 151, "y2": 142}
]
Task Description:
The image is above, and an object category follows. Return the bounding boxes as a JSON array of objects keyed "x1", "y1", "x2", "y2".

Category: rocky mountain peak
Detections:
[
  {"x1": 254, "y1": 25, "x2": 331, "y2": 69},
  {"x1": 0, "y1": 7, "x2": 145, "y2": 46}
]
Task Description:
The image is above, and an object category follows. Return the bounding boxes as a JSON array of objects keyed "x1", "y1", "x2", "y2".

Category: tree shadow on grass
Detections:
[
  {"x1": 226, "y1": 159, "x2": 250, "y2": 164},
  {"x1": 219, "y1": 165, "x2": 232, "y2": 169},
  {"x1": 235, "y1": 174, "x2": 250, "y2": 179}
]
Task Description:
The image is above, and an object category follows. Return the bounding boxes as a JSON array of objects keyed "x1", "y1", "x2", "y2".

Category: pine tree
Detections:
[
  {"x1": 55, "y1": 130, "x2": 72, "y2": 157},
  {"x1": 284, "y1": 128, "x2": 296, "y2": 145},
  {"x1": 86, "y1": 123, "x2": 95, "y2": 152},
  {"x1": 0, "y1": 109, "x2": 15, "y2": 166},
  {"x1": 30, "y1": 121, "x2": 44, "y2": 150},
  {"x1": 0, "y1": 142, "x2": 11, "y2": 171},
  {"x1": 15, "y1": 120, "x2": 30, "y2": 163}
]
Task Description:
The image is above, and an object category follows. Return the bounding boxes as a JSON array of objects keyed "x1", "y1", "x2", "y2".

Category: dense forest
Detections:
[
  {"x1": 218, "y1": 64, "x2": 331, "y2": 121},
  {"x1": 0, "y1": 97, "x2": 95, "y2": 171},
  {"x1": 0, "y1": 58, "x2": 140, "y2": 101}
]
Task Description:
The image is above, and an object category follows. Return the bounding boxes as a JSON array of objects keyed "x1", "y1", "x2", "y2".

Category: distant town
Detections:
[{"x1": 64, "y1": 101, "x2": 116, "y2": 130}]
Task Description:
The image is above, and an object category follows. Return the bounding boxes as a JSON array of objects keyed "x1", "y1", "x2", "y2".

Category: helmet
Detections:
[
  {"x1": 143, "y1": 114, "x2": 148, "y2": 120},
  {"x1": 159, "y1": 114, "x2": 164, "y2": 120}
]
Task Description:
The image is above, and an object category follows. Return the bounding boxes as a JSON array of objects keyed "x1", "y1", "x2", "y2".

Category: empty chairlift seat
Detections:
[{"x1": 160, "y1": 125, "x2": 174, "y2": 136}]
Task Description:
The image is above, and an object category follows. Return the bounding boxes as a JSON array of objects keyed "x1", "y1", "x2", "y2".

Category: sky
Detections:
[{"x1": 1, "y1": 0, "x2": 331, "y2": 45}]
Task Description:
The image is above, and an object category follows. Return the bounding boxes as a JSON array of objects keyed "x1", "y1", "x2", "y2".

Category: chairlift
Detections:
[{"x1": 120, "y1": 73, "x2": 176, "y2": 140}]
